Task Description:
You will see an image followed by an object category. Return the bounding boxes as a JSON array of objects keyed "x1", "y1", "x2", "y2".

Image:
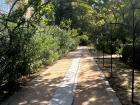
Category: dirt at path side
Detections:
[
  {"x1": 2, "y1": 49, "x2": 80, "y2": 105},
  {"x1": 73, "y1": 48, "x2": 113, "y2": 105}
]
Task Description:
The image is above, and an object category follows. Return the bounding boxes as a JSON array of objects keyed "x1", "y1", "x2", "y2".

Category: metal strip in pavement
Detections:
[{"x1": 48, "y1": 49, "x2": 82, "y2": 105}]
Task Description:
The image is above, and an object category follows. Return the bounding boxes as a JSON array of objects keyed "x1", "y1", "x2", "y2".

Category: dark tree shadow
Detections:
[{"x1": 1, "y1": 75, "x2": 64, "y2": 105}]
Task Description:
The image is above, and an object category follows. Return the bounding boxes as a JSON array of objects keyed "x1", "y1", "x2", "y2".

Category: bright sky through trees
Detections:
[{"x1": 0, "y1": 0, "x2": 10, "y2": 13}]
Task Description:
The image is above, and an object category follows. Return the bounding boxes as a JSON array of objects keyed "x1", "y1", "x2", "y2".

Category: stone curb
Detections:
[{"x1": 94, "y1": 58, "x2": 122, "y2": 105}]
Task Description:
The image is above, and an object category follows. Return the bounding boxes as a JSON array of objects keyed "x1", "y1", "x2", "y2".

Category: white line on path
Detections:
[{"x1": 48, "y1": 48, "x2": 82, "y2": 105}]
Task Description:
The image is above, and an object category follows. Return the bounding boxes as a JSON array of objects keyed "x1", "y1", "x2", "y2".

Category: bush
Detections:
[
  {"x1": 0, "y1": 25, "x2": 79, "y2": 86},
  {"x1": 26, "y1": 25, "x2": 79, "y2": 72},
  {"x1": 121, "y1": 45, "x2": 140, "y2": 68},
  {"x1": 95, "y1": 42, "x2": 117, "y2": 54},
  {"x1": 79, "y1": 32, "x2": 89, "y2": 45},
  {"x1": 0, "y1": 1, "x2": 80, "y2": 101},
  {"x1": 121, "y1": 45, "x2": 132, "y2": 63}
]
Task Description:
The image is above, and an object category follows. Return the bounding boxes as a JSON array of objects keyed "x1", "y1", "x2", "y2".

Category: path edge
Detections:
[
  {"x1": 88, "y1": 47, "x2": 122, "y2": 105},
  {"x1": 93, "y1": 59, "x2": 122, "y2": 105}
]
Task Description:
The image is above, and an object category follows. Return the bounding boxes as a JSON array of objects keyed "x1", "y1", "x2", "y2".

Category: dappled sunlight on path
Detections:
[
  {"x1": 73, "y1": 48, "x2": 114, "y2": 105},
  {"x1": 2, "y1": 47, "x2": 121, "y2": 105},
  {"x1": 1, "y1": 49, "x2": 80, "y2": 105}
]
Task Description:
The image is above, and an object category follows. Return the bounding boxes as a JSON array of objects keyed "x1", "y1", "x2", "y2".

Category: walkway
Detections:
[
  {"x1": 73, "y1": 47, "x2": 121, "y2": 105},
  {"x1": 48, "y1": 48, "x2": 82, "y2": 105},
  {"x1": 2, "y1": 46, "x2": 121, "y2": 105}
]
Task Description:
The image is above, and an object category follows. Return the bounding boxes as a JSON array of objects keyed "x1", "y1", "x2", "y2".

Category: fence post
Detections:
[
  {"x1": 110, "y1": 24, "x2": 113, "y2": 77},
  {"x1": 131, "y1": 1, "x2": 135, "y2": 103}
]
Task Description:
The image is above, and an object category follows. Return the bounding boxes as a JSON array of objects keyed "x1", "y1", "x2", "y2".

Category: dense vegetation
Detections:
[
  {"x1": 0, "y1": 0, "x2": 80, "y2": 80},
  {"x1": 0, "y1": 0, "x2": 100, "y2": 87},
  {"x1": 0, "y1": 0, "x2": 80, "y2": 98},
  {"x1": 90, "y1": 0, "x2": 140, "y2": 68}
]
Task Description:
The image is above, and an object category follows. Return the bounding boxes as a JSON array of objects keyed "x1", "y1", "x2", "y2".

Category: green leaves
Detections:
[{"x1": 27, "y1": 25, "x2": 79, "y2": 70}]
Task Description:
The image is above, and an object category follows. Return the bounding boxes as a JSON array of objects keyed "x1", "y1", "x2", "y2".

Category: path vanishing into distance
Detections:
[{"x1": 2, "y1": 46, "x2": 121, "y2": 105}]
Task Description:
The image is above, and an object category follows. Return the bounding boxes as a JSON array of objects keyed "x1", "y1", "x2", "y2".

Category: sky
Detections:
[{"x1": 0, "y1": 0, "x2": 10, "y2": 12}]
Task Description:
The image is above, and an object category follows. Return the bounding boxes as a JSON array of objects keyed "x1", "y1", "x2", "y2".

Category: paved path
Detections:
[
  {"x1": 2, "y1": 47, "x2": 121, "y2": 105},
  {"x1": 1, "y1": 49, "x2": 79, "y2": 105},
  {"x1": 73, "y1": 47, "x2": 121, "y2": 105},
  {"x1": 48, "y1": 48, "x2": 82, "y2": 105}
]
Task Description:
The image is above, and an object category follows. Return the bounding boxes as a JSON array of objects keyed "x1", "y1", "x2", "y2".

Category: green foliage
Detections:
[
  {"x1": 0, "y1": 23, "x2": 79, "y2": 85},
  {"x1": 121, "y1": 45, "x2": 132, "y2": 63},
  {"x1": 60, "y1": 19, "x2": 72, "y2": 30},
  {"x1": 40, "y1": 3, "x2": 55, "y2": 24},
  {"x1": 27, "y1": 25, "x2": 79, "y2": 71},
  {"x1": 80, "y1": 32, "x2": 89, "y2": 45},
  {"x1": 121, "y1": 45, "x2": 140, "y2": 69},
  {"x1": 0, "y1": 0, "x2": 79, "y2": 89}
]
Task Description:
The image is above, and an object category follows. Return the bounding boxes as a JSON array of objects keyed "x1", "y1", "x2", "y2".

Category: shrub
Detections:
[
  {"x1": 79, "y1": 32, "x2": 89, "y2": 45},
  {"x1": 95, "y1": 42, "x2": 117, "y2": 54},
  {"x1": 25, "y1": 25, "x2": 79, "y2": 72},
  {"x1": 121, "y1": 45, "x2": 140, "y2": 68},
  {"x1": 0, "y1": 24, "x2": 79, "y2": 86},
  {"x1": 121, "y1": 45, "x2": 132, "y2": 63}
]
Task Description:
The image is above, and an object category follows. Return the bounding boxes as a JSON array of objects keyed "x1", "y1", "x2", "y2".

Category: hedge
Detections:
[
  {"x1": 0, "y1": 25, "x2": 79, "y2": 86},
  {"x1": 122, "y1": 45, "x2": 140, "y2": 68}
]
